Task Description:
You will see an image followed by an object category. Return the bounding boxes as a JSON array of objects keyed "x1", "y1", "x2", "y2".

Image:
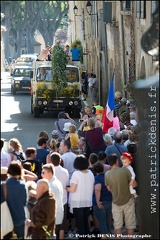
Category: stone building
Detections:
[
  {"x1": 68, "y1": 1, "x2": 159, "y2": 105},
  {"x1": 1, "y1": 13, "x2": 7, "y2": 72}
]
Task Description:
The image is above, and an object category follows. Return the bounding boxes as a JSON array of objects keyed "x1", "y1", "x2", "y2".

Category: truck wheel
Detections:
[
  {"x1": 11, "y1": 86, "x2": 16, "y2": 95},
  {"x1": 31, "y1": 98, "x2": 33, "y2": 113},
  {"x1": 33, "y1": 107, "x2": 40, "y2": 118}
]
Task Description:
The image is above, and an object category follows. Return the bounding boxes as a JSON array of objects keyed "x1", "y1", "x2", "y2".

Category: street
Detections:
[{"x1": 1, "y1": 72, "x2": 81, "y2": 152}]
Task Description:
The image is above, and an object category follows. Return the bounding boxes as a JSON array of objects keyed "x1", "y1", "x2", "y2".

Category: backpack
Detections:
[{"x1": 11, "y1": 151, "x2": 25, "y2": 162}]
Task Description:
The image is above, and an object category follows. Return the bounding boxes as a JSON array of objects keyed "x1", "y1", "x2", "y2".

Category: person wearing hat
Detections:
[
  {"x1": 55, "y1": 112, "x2": 75, "y2": 138},
  {"x1": 121, "y1": 152, "x2": 138, "y2": 199},
  {"x1": 70, "y1": 44, "x2": 80, "y2": 61},
  {"x1": 50, "y1": 130, "x2": 60, "y2": 142},
  {"x1": 118, "y1": 98, "x2": 130, "y2": 117}
]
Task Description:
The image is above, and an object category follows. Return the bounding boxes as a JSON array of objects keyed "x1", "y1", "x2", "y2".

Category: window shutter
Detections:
[{"x1": 103, "y1": 2, "x2": 112, "y2": 24}]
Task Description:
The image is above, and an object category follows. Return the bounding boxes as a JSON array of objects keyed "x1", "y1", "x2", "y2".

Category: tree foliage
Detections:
[
  {"x1": 51, "y1": 44, "x2": 68, "y2": 97},
  {"x1": 1, "y1": 1, "x2": 69, "y2": 59}
]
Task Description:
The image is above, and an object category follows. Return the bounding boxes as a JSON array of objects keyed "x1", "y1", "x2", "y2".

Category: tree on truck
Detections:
[{"x1": 30, "y1": 44, "x2": 82, "y2": 118}]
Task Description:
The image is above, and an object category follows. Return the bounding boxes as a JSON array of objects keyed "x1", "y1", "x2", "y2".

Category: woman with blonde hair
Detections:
[
  {"x1": 9, "y1": 138, "x2": 26, "y2": 161},
  {"x1": 46, "y1": 139, "x2": 57, "y2": 163}
]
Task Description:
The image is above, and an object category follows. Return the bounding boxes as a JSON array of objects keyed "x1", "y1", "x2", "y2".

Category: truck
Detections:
[
  {"x1": 11, "y1": 61, "x2": 33, "y2": 95},
  {"x1": 30, "y1": 61, "x2": 82, "y2": 118}
]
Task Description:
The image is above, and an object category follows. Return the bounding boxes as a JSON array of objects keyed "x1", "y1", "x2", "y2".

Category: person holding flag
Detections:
[{"x1": 102, "y1": 72, "x2": 115, "y2": 133}]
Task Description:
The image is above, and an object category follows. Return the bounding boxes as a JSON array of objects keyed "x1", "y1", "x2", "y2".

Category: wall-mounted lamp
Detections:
[
  {"x1": 73, "y1": 5, "x2": 81, "y2": 16},
  {"x1": 86, "y1": 1, "x2": 97, "y2": 16}
]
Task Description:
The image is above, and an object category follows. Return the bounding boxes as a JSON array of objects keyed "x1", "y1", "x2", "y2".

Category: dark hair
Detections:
[
  {"x1": 107, "y1": 154, "x2": 118, "y2": 166},
  {"x1": 63, "y1": 139, "x2": 71, "y2": 149},
  {"x1": 122, "y1": 132, "x2": 129, "y2": 141},
  {"x1": 50, "y1": 152, "x2": 61, "y2": 166},
  {"x1": 74, "y1": 155, "x2": 89, "y2": 170},
  {"x1": 114, "y1": 132, "x2": 122, "y2": 143},
  {"x1": 98, "y1": 151, "x2": 106, "y2": 161},
  {"x1": 7, "y1": 161, "x2": 22, "y2": 176},
  {"x1": 38, "y1": 131, "x2": 49, "y2": 140},
  {"x1": 25, "y1": 147, "x2": 36, "y2": 158},
  {"x1": 0, "y1": 139, "x2": 4, "y2": 150},
  {"x1": 93, "y1": 162, "x2": 104, "y2": 174},
  {"x1": 88, "y1": 153, "x2": 98, "y2": 165},
  {"x1": 37, "y1": 137, "x2": 48, "y2": 146},
  {"x1": 23, "y1": 162, "x2": 32, "y2": 171},
  {"x1": 127, "y1": 144, "x2": 137, "y2": 154},
  {"x1": 58, "y1": 112, "x2": 66, "y2": 119}
]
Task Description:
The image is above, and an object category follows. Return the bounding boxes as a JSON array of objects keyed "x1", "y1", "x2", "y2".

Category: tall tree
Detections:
[{"x1": 1, "y1": 1, "x2": 69, "y2": 60}]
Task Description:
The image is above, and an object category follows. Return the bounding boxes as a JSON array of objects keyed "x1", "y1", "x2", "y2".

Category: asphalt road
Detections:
[{"x1": 1, "y1": 72, "x2": 82, "y2": 152}]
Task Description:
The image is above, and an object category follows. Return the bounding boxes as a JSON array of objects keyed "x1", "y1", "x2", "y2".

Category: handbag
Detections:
[{"x1": 1, "y1": 183, "x2": 14, "y2": 238}]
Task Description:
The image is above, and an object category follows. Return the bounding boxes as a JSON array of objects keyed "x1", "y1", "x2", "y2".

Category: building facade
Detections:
[
  {"x1": 68, "y1": 1, "x2": 159, "y2": 105},
  {"x1": 1, "y1": 13, "x2": 7, "y2": 72}
]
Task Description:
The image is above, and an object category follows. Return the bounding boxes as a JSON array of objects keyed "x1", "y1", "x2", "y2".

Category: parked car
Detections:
[{"x1": 11, "y1": 62, "x2": 32, "y2": 95}]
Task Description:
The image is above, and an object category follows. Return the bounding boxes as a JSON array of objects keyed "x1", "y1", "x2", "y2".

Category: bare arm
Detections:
[
  {"x1": 66, "y1": 183, "x2": 77, "y2": 193},
  {"x1": 130, "y1": 179, "x2": 137, "y2": 188},
  {"x1": 65, "y1": 113, "x2": 76, "y2": 123},
  {"x1": 95, "y1": 183, "x2": 104, "y2": 209},
  {"x1": 22, "y1": 169, "x2": 38, "y2": 181}
]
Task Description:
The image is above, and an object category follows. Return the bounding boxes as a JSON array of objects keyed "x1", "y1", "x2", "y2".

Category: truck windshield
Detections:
[
  {"x1": 36, "y1": 67, "x2": 79, "y2": 82},
  {"x1": 14, "y1": 69, "x2": 31, "y2": 77}
]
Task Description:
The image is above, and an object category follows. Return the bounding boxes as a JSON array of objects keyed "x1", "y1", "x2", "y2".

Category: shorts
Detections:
[
  {"x1": 112, "y1": 198, "x2": 136, "y2": 230},
  {"x1": 60, "y1": 203, "x2": 68, "y2": 230}
]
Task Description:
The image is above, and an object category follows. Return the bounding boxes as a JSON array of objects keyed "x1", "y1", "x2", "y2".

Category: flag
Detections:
[
  {"x1": 106, "y1": 73, "x2": 115, "y2": 121},
  {"x1": 102, "y1": 73, "x2": 115, "y2": 133}
]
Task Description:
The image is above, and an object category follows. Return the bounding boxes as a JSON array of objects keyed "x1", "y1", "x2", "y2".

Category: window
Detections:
[
  {"x1": 136, "y1": 1, "x2": 146, "y2": 19},
  {"x1": 151, "y1": 1, "x2": 158, "y2": 14},
  {"x1": 125, "y1": 1, "x2": 131, "y2": 10}
]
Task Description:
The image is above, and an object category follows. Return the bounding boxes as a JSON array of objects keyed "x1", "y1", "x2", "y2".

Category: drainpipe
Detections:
[{"x1": 119, "y1": 1, "x2": 127, "y2": 97}]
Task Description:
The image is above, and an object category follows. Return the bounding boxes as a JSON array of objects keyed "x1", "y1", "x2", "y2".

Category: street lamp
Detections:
[
  {"x1": 86, "y1": 1, "x2": 98, "y2": 18},
  {"x1": 73, "y1": 5, "x2": 82, "y2": 16}
]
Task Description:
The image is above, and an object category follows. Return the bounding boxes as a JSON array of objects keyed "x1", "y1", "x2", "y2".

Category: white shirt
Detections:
[
  {"x1": 1, "y1": 151, "x2": 11, "y2": 167},
  {"x1": 54, "y1": 165, "x2": 69, "y2": 205},
  {"x1": 130, "y1": 119, "x2": 137, "y2": 126},
  {"x1": 88, "y1": 77, "x2": 94, "y2": 88},
  {"x1": 123, "y1": 165, "x2": 136, "y2": 195},
  {"x1": 68, "y1": 170, "x2": 94, "y2": 213},
  {"x1": 49, "y1": 176, "x2": 64, "y2": 225},
  {"x1": 61, "y1": 151, "x2": 76, "y2": 180}
]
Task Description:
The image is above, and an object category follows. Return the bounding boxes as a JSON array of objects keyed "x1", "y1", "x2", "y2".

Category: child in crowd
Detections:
[
  {"x1": 121, "y1": 152, "x2": 138, "y2": 199},
  {"x1": 88, "y1": 153, "x2": 98, "y2": 176},
  {"x1": 65, "y1": 124, "x2": 79, "y2": 151}
]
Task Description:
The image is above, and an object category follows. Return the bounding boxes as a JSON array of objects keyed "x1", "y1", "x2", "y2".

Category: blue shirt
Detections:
[
  {"x1": 93, "y1": 173, "x2": 112, "y2": 206},
  {"x1": 1, "y1": 178, "x2": 27, "y2": 226},
  {"x1": 36, "y1": 148, "x2": 50, "y2": 165},
  {"x1": 70, "y1": 48, "x2": 80, "y2": 61},
  {"x1": 105, "y1": 143, "x2": 128, "y2": 167}
]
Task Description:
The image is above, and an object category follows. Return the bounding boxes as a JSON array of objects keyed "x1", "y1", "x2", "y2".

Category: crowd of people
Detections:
[{"x1": 1, "y1": 92, "x2": 143, "y2": 239}]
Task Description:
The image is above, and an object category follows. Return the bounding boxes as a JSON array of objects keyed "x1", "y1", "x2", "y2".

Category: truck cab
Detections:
[{"x1": 30, "y1": 61, "x2": 82, "y2": 118}]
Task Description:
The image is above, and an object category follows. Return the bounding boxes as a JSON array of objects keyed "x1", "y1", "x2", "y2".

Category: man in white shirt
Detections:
[
  {"x1": 41, "y1": 164, "x2": 64, "y2": 239},
  {"x1": 1, "y1": 139, "x2": 11, "y2": 167},
  {"x1": 59, "y1": 140, "x2": 76, "y2": 180},
  {"x1": 50, "y1": 152, "x2": 69, "y2": 239},
  {"x1": 88, "y1": 73, "x2": 94, "y2": 97}
]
